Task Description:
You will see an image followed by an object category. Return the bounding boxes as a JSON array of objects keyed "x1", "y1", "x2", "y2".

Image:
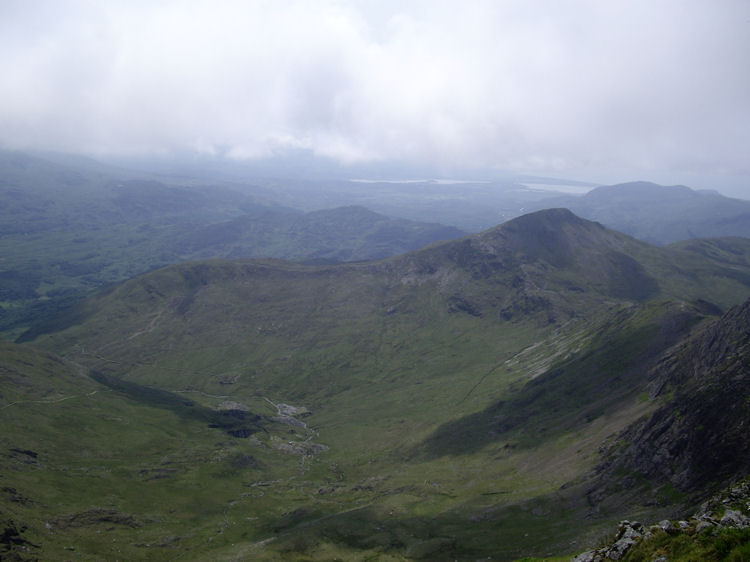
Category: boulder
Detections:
[{"x1": 720, "y1": 509, "x2": 750, "y2": 529}]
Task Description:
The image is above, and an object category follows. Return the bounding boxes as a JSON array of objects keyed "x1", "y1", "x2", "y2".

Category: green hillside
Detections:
[{"x1": 4, "y1": 209, "x2": 750, "y2": 560}]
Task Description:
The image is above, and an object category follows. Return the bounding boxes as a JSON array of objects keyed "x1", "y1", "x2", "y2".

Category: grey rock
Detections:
[
  {"x1": 658, "y1": 519, "x2": 676, "y2": 533},
  {"x1": 619, "y1": 525, "x2": 643, "y2": 541},
  {"x1": 720, "y1": 509, "x2": 750, "y2": 529},
  {"x1": 217, "y1": 400, "x2": 250, "y2": 411},
  {"x1": 607, "y1": 536, "x2": 638, "y2": 560},
  {"x1": 270, "y1": 415, "x2": 307, "y2": 428}
]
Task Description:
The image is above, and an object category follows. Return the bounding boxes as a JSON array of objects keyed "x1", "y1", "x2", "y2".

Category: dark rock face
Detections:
[
  {"x1": 1, "y1": 520, "x2": 38, "y2": 557},
  {"x1": 52, "y1": 508, "x2": 142, "y2": 530},
  {"x1": 591, "y1": 299, "x2": 750, "y2": 499}
]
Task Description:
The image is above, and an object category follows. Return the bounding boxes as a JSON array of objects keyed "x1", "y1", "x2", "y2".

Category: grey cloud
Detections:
[{"x1": 0, "y1": 0, "x2": 748, "y2": 187}]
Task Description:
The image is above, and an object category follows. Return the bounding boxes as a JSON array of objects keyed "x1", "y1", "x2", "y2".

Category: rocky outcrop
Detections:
[
  {"x1": 50, "y1": 508, "x2": 143, "y2": 530},
  {"x1": 574, "y1": 521, "x2": 649, "y2": 561},
  {"x1": 575, "y1": 479, "x2": 750, "y2": 561},
  {"x1": 1, "y1": 519, "x2": 38, "y2": 560}
]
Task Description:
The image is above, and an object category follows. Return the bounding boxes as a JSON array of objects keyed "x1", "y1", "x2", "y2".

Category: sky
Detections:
[{"x1": 1, "y1": 0, "x2": 749, "y2": 195}]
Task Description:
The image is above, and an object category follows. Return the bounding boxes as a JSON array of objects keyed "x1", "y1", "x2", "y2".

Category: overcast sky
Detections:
[{"x1": 1, "y1": 1, "x2": 749, "y2": 193}]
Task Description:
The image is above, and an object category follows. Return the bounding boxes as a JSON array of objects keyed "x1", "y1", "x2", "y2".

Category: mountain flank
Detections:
[{"x1": 590, "y1": 297, "x2": 750, "y2": 502}]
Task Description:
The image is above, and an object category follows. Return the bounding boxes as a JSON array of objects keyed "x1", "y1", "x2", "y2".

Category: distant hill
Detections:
[
  {"x1": 531, "y1": 181, "x2": 750, "y2": 244},
  {"x1": 173, "y1": 205, "x2": 465, "y2": 263},
  {"x1": 0, "y1": 151, "x2": 464, "y2": 336},
  {"x1": 7, "y1": 208, "x2": 750, "y2": 560},
  {"x1": 103, "y1": 151, "x2": 597, "y2": 231}
]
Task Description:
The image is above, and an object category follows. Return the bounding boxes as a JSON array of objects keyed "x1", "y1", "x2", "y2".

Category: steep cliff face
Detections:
[{"x1": 592, "y1": 299, "x2": 750, "y2": 502}]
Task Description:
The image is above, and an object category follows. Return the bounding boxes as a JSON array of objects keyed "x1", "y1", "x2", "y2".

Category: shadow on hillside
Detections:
[
  {"x1": 418, "y1": 304, "x2": 707, "y2": 459},
  {"x1": 264, "y1": 487, "x2": 592, "y2": 561},
  {"x1": 417, "y1": 367, "x2": 608, "y2": 459},
  {"x1": 89, "y1": 371, "x2": 264, "y2": 438}
]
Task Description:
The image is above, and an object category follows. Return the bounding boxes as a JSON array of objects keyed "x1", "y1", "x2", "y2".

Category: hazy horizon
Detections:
[{"x1": 1, "y1": 1, "x2": 749, "y2": 197}]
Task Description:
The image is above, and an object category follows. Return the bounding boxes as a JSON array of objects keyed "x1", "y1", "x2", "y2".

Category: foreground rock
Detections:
[{"x1": 574, "y1": 479, "x2": 750, "y2": 561}]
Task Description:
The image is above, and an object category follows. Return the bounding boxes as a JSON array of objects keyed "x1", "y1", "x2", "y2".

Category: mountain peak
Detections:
[
  {"x1": 587, "y1": 181, "x2": 694, "y2": 200},
  {"x1": 502, "y1": 206, "x2": 586, "y2": 228},
  {"x1": 391, "y1": 207, "x2": 660, "y2": 318},
  {"x1": 481, "y1": 207, "x2": 610, "y2": 259}
]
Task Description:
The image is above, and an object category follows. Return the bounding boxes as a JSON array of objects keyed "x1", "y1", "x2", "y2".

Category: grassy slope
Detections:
[
  {"x1": 0, "y1": 339, "x2": 320, "y2": 560},
  {"x1": 5, "y1": 210, "x2": 750, "y2": 559}
]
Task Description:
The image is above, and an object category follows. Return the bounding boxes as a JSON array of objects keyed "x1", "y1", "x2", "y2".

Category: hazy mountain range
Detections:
[
  {"x1": 2, "y1": 150, "x2": 750, "y2": 559},
  {"x1": 532, "y1": 181, "x2": 750, "y2": 244},
  {"x1": 3, "y1": 151, "x2": 750, "y2": 341}
]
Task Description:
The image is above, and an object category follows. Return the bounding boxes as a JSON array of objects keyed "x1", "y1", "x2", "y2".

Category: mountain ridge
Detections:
[{"x1": 25, "y1": 208, "x2": 750, "y2": 350}]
